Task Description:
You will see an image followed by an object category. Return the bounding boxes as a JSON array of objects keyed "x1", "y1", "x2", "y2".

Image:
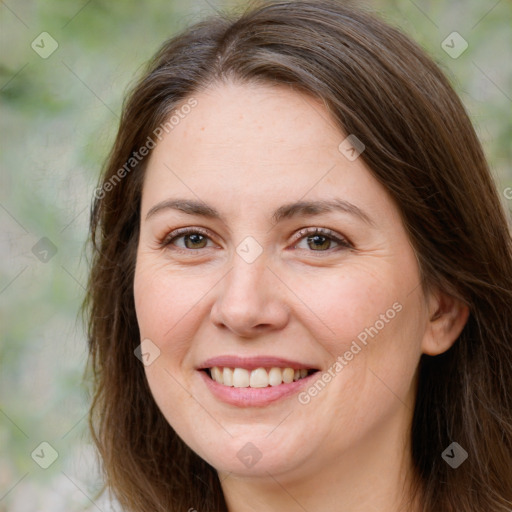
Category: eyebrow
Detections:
[{"x1": 145, "y1": 198, "x2": 374, "y2": 226}]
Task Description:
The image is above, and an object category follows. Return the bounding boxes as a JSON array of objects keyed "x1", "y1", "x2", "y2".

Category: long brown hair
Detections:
[{"x1": 84, "y1": 1, "x2": 512, "y2": 510}]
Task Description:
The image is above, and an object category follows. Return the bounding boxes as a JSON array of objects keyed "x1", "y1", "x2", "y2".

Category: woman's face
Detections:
[{"x1": 134, "y1": 82, "x2": 431, "y2": 484}]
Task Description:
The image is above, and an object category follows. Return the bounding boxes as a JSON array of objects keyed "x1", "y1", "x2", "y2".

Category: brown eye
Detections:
[
  {"x1": 161, "y1": 227, "x2": 216, "y2": 252},
  {"x1": 181, "y1": 233, "x2": 208, "y2": 249},
  {"x1": 293, "y1": 227, "x2": 352, "y2": 253},
  {"x1": 305, "y1": 234, "x2": 334, "y2": 251}
]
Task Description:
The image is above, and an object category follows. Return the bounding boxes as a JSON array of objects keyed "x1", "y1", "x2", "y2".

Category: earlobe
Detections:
[{"x1": 421, "y1": 291, "x2": 470, "y2": 356}]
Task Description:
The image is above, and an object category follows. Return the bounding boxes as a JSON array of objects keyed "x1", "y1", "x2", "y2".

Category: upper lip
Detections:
[{"x1": 197, "y1": 355, "x2": 319, "y2": 371}]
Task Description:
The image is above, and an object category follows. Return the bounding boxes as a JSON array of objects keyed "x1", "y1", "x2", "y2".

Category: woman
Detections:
[{"x1": 84, "y1": 1, "x2": 512, "y2": 510}]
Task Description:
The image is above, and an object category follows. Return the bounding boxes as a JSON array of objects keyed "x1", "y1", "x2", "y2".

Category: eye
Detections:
[
  {"x1": 159, "y1": 226, "x2": 352, "y2": 255},
  {"x1": 291, "y1": 227, "x2": 352, "y2": 253},
  {"x1": 160, "y1": 227, "x2": 217, "y2": 252}
]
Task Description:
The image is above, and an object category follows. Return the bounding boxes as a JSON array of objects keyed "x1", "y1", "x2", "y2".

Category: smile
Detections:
[
  {"x1": 198, "y1": 356, "x2": 320, "y2": 406},
  {"x1": 207, "y1": 366, "x2": 317, "y2": 388}
]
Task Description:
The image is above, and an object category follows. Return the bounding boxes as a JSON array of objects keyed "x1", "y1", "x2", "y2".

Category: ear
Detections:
[{"x1": 421, "y1": 289, "x2": 470, "y2": 356}]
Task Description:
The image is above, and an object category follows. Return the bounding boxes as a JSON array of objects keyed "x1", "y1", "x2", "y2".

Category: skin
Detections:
[{"x1": 133, "y1": 81, "x2": 469, "y2": 511}]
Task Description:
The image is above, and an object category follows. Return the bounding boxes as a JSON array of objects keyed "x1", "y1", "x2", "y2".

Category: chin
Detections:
[{"x1": 185, "y1": 427, "x2": 313, "y2": 478}]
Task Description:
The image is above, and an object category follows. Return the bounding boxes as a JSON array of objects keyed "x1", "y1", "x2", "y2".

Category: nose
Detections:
[{"x1": 210, "y1": 253, "x2": 290, "y2": 338}]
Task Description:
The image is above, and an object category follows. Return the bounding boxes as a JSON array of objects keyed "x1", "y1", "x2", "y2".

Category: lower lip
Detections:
[{"x1": 199, "y1": 370, "x2": 318, "y2": 407}]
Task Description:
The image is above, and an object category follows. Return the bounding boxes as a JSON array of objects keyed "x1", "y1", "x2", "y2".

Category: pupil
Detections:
[
  {"x1": 308, "y1": 235, "x2": 329, "y2": 251},
  {"x1": 186, "y1": 234, "x2": 205, "y2": 248}
]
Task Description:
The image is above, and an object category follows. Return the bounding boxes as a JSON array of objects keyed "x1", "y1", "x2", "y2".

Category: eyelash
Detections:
[
  {"x1": 159, "y1": 226, "x2": 352, "y2": 255},
  {"x1": 293, "y1": 227, "x2": 352, "y2": 251}
]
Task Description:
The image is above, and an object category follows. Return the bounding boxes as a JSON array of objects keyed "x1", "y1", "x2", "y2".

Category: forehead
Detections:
[
  {"x1": 181, "y1": 81, "x2": 340, "y2": 145},
  {"x1": 147, "y1": 81, "x2": 342, "y2": 175},
  {"x1": 141, "y1": 81, "x2": 393, "y2": 223}
]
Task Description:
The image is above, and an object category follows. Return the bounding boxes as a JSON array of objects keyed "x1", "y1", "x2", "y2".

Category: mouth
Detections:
[
  {"x1": 203, "y1": 366, "x2": 318, "y2": 388},
  {"x1": 197, "y1": 356, "x2": 320, "y2": 407}
]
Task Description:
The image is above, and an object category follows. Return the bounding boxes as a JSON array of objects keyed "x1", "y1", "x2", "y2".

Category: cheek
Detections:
[
  {"x1": 297, "y1": 268, "x2": 403, "y2": 350},
  {"x1": 133, "y1": 259, "x2": 207, "y2": 345},
  {"x1": 298, "y1": 267, "x2": 422, "y2": 413},
  {"x1": 315, "y1": 254, "x2": 423, "y2": 364},
  {"x1": 134, "y1": 261, "x2": 204, "y2": 430}
]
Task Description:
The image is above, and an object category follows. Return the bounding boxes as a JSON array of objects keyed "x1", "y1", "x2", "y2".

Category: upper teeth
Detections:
[{"x1": 210, "y1": 366, "x2": 310, "y2": 388}]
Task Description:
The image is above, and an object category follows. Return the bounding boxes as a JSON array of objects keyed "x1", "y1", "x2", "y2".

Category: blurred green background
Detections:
[{"x1": 1, "y1": 0, "x2": 511, "y2": 510}]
